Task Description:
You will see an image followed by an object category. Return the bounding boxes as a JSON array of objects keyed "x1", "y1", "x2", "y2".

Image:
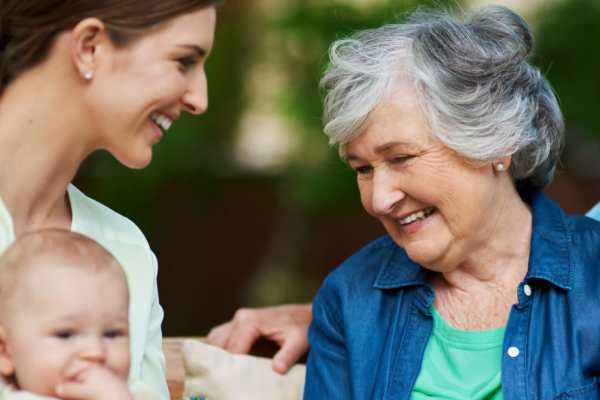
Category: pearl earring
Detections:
[
  {"x1": 495, "y1": 163, "x2": 505, "y2": 172},
  {"x1": 83, "y1": 69, "x2": 94, "y2": 81}
]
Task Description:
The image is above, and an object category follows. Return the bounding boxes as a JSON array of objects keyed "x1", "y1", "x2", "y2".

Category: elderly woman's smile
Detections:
[
  {"x1": 397, "y1": 206, "x2": 436, "y2": 226},
  {"x1": 344, "y1": 84, "x2": 509, "y2": 271},
  {"x1": 305, "y1": 6, "x2": 600, "y2": 400}
]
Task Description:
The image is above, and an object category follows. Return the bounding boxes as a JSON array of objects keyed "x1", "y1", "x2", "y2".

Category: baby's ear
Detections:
[{"x1": 0, "y1": 327, "x2": 15, "y2": 376}]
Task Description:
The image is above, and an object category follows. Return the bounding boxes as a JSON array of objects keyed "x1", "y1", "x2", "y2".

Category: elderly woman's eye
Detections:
[
  {"x1": 354, "y1": 166, "x2": 372, "y2": 175},
  {"x1": 390, "y1": 156, "x2": 414, "y2": 164}
]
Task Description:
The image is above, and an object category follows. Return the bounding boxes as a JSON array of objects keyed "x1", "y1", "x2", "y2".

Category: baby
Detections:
[{"x1": 0, "y1": 229, "x2": 132, "y2": 400}]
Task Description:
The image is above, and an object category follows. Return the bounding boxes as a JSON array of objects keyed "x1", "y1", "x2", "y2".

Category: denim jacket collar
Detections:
[
  {"x1": 522, "y1": 187, "x2": 572, "y2": 290},
  {"x1": 373, "y1": 186, "x2": 572, "y2": 292},
  {"x1": 373, "y1": 244, "x2": 429, "y2": 289}
]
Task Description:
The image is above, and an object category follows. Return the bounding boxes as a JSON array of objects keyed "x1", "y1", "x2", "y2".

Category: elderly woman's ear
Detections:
[{"x1": 493, "y1": 157, "x2": 512, "y2": 173}]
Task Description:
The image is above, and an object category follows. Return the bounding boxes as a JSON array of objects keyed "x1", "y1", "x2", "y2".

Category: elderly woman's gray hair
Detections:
[{"x1": 321, "y1": 5, "x2": 564, "y2": 188}]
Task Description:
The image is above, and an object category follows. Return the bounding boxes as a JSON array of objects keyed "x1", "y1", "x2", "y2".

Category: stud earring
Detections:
[
  {"x1": 495, "y1": 163, "x2": 505, "y2": 172},
  {"x1": 83, "y1": 69, "x2": 94, "y2": 81}
]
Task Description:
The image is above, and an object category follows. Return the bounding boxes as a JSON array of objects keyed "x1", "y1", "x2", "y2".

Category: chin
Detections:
[
  {"x1": 402, "y1": 240, "x2": 448, "y2": 271},
  {"x1": 114, "y1": 151, "x2": 153, "y2": 170}
]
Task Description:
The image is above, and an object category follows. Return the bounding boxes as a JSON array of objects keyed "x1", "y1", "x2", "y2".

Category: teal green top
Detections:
[{"x1": 411, "y1": 308, "x2": 505, "y2": 399}]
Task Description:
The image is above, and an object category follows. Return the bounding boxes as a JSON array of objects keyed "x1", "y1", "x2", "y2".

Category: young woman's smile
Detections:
[{"x1": 85, "y1": 7, "x2": 216, "y2": 169}]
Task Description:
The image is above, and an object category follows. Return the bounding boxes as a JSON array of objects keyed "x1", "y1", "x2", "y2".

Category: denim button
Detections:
[
  {"x1": 523, "y1": 284, "x2": 532, "y2": 297},
  {"x1": 507, "y1": 346, "x2": 520, "y2": 358}
]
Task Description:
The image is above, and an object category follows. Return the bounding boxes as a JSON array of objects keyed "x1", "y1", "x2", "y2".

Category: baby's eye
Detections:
[
  {"x1": 53, "y1": 330, "x2": 75, "y2": 340},
  {"x1": 104, "y1": 329, "x2": 126, "y2": 339}
]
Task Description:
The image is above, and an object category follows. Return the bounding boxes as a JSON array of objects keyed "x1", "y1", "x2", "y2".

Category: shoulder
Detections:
[
  {"x1": 327, "y1": 235, "x2": 397, "y2": 283},
  {"x1": 68, "y1": 185, "x2": 150, "y2": 250},
  {"x1": 68, "y1": 185, "x2": 157, "y2": 281},
  {"x1": 564, "y1": 212, "x2": 600, "y2": 252},
  {"x1": 562, "y1": 212, "x2": 600, "y2": 291},
  {"x1": 530, "y1": 191, "x2": 600, "y2": 273}
]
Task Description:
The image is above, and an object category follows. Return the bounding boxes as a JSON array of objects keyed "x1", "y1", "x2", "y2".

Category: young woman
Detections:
[{"x1": 0, "y1": 1, "x2": 219, "y2": 397}]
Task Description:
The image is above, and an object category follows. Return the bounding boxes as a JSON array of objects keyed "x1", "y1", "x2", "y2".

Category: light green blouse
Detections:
[{"x1": 411, "y1": 307, "x2": 505, "y2": 400}]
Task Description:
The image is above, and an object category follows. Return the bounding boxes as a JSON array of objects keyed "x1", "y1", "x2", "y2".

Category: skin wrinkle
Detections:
[
  {"x1": 433, "y1": 276, "x2": 518, "y2": 330},
  {"x1": 432, "y1": 178, "x2": 532, "y2": 330},
  {"x1": 346, "y1": 80, "x2": 532, "y2": 330}
]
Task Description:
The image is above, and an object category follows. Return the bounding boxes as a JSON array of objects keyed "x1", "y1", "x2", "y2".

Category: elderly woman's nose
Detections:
[{"x1": 371, "y1": 173, "x2": 405, "y2": 215}]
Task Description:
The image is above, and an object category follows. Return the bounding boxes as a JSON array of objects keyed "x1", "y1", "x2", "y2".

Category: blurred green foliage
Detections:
[
  {"x1": 78, "y1": 0, "x2": 600, "y2": 210},
  {"x1": 75, "y1": 0, "x2": 600, "y2": 246},
  {"x1": 269, "y1": 0, "x2": 461, "y2": 213},
  {"x1": 534, "y1": 0, "x2": 600, "y2": 141},
  {"x1": 78, "y1": 0, "x2": 465, "y2": 225},
  {"x1": 73, "y1": 0, "x2": 600, "y2": 330}
]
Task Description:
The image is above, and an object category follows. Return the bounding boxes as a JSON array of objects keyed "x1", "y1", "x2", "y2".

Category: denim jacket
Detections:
[{"x1": 304, "y1": 189, "x2": 600, "y2": 400}]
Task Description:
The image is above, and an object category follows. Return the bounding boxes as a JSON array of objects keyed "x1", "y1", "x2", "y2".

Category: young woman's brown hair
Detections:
[{"x1": 0, "y1": 0, "x2": 221, "y2": 93}]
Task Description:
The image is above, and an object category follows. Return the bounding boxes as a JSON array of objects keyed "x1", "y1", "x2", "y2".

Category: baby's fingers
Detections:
[{"x1": 55, "y1": 381, "x2": 95, "y2": 400}]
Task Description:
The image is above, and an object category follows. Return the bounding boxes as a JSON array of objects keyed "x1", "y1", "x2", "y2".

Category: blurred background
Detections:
[{"x1": 74, "y1": 0, "x2": 600, "y2": 336}]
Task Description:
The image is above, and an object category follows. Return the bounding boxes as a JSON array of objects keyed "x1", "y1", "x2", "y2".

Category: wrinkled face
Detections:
[
  {"x1": 89, "y1": 7, "x2": 217, "y2": 169},
  {"x1": 0, "y1": 263, "x2": 130, "y2": 396},
  {"x1": 345, "y1": 84, "x2": 502, "y2": 271}
]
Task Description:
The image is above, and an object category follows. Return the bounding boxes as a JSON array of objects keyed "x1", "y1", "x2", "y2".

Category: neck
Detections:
[
  {"x1": 0, "y1": 70, "x2": 94, "y2": 235},
  {"x1": 436, "y1": 181, "x2": 532, "y2": 295}
]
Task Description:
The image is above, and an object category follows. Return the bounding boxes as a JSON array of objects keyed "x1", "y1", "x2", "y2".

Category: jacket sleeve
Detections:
[
  {"x1": 132, "y1": 252, "x2": 169, "y2": 399},
  {"x1": 303, "y1": 279, "x2": 352, "y2": 399}
]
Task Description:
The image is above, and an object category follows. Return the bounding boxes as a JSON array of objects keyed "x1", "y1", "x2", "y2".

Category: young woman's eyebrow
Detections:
[{"x1": 177, "y1": 44, "x2": 207, "y2": 57}]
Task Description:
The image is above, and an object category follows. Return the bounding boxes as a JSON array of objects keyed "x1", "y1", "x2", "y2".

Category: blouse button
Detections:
[
  {"x1": 507, "y1": 346, "x2": 520, "y2": 358},
  {"x1": 523, "y1": 284, "x2": 532, "y2": 297}
]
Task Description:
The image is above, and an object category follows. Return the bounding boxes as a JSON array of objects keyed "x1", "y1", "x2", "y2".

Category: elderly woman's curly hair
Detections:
[{"x1": 321, "y1": 5, "x2": 564, "y2": 189}]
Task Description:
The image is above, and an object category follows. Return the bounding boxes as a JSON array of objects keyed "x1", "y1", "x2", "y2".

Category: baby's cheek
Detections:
[{"x1": 113, "y1": 345, "x2": 131, "y2": 380}]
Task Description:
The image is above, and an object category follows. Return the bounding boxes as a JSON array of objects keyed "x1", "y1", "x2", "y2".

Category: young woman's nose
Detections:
[
  {"x1": 371, "y1": 171, "x2": 405, "y2": 215},
  {"x1": 182, "y1": 70, "x2": 208, "y2": 115}
]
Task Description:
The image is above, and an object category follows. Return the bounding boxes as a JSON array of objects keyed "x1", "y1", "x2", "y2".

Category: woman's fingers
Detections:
[
  {"x1": 204, "y1": 303, "x2": 313, "y2": 374},
  {"x1": 224, "y1": 309, "x2": 263, "y2": 354},
  {"x1": 272, "y1": 330, "x2": 309, "y2": 374},
  {"x1": 205, "y1": 321, "x2": 233, "y2": 348}
]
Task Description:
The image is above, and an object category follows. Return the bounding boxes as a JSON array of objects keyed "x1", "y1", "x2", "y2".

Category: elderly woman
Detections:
[{"x1": 302, "y1": 5, "x2": 600, "y2": 399}]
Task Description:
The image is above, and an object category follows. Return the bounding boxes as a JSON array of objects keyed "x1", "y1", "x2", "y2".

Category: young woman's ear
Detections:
[
  {"x1": 69, "y1": 18, "x2": 109, "y2": 81},
  {"x1": 0, "y1": 327, "x2": 15, "y2": 376}
]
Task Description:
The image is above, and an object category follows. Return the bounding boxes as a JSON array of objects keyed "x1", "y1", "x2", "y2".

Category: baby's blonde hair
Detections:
[{"x1": 0, "y1": 229, "x2": 127, "y2": 318}]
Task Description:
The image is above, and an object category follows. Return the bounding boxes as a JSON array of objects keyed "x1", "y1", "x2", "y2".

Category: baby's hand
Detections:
[{"x1": 55, "y1": 361, "x2": 132, "y2": 400}]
